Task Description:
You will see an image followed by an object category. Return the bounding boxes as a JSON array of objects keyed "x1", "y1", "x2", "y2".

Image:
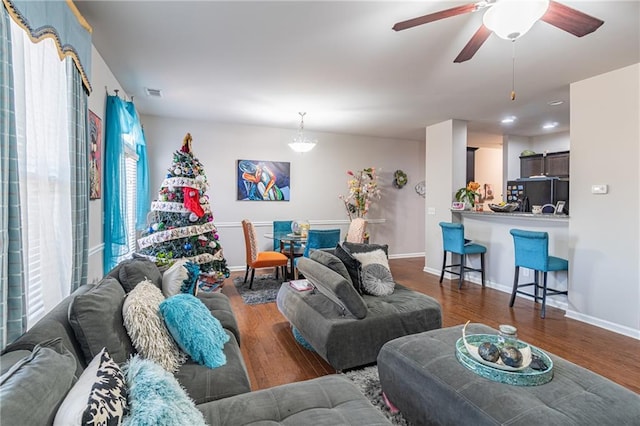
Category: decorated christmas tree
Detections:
[{"x1": 137, "y1": 133, "x2": 230, "y2": 285}]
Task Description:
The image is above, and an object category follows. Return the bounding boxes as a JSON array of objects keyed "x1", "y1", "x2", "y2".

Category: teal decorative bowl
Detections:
[{"x1": 455, "y1": 334, "x2": 554, "y2": 386}]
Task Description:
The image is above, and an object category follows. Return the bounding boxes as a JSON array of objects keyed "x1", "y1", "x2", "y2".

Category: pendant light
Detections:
[{"x1": 288, "y1": 112, "x2": 317, "y2": 153}]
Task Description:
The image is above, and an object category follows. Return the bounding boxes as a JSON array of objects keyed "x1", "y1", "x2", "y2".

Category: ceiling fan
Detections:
[{"x1": 392, "y1": 0, "x2": 604, "y2": 63}]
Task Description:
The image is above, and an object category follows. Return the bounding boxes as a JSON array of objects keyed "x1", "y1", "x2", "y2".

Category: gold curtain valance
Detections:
[{"x1": 3, "y1": 0, "x2": 92, "y2": 92}]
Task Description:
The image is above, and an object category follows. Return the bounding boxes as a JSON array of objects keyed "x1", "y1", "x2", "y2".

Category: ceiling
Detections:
[{"x1": 75, "y1": 1, "x2": 640, "y2": 142}]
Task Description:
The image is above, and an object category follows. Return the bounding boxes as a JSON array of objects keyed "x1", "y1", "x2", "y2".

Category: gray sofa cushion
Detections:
[
  {"x1": 2, "y1": 285, "x2": 94, "y2": 377},
  {"x1": 310, "y1": 250, "x2": 353, "y2": 285},
  {"x1": 296, "y1": 257, "x2": 367, "y2": 319},
  {"x1": 109, "y1": 257, "x2": 163, "y2": 292},
  {"x1": 175, "y1": 331, "x2": 251, "y2": 404},
  {"x1": 197, "y1": 375, "x2": 391, "y2": 425},
  {"x1": 378, "y1": 323, "x2": 640, "y2": 426},
  {"x1": 0, "y1": 339, "x2": 76, "y2": 426},
  {"x1": 68, "y1": 277, "x2": 134, "y2": 364},
  {"x1": 277, "y1": 281, "x2": 442, "y2": 371},
  {"x1": 197, "y1": 292, "x2": 241, "y2": 345}
]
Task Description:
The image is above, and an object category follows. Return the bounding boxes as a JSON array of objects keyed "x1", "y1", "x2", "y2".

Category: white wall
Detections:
[
  {"x1": 139, "y1": 115, "x2": 425, "y2": 270},
  {"x1": 531, "y1": 131, "x2": 570, "y2": 153},
  {"x1": 86, "y1": 46, "x2": 128, "y2": 283},
  {"x1": 568, "y1": 63, "x2": 640, "y2": 337},
  {"x1": 474, "y1": 147, "x2": 503, "y2": 205},
  {"x1": 424, "y1": 120, "x2": 467, "y2": 273}
]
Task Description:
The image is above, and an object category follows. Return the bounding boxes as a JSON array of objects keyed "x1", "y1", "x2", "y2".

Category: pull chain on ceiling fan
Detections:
[{"x1": 392, "y1": 0, "x2": 604, "y2": 63}]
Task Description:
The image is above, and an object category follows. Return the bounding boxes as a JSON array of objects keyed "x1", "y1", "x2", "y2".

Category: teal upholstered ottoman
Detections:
[{"x1": 378, "y1": 323, "x2": 640, "y2": 425}]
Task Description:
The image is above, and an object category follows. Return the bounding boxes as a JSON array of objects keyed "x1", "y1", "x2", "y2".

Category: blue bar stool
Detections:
[
  {"x1": 509, "y1": 229, "x2": 568, "y2": 318},
  {"x1": 439, "y1": 222, "x2": 486, "y2": 289}
]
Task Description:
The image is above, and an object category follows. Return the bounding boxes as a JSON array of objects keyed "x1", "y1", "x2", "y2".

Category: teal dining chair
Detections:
[
  {"x1": 293, "y1": 229, "x2": 341, "y2": 278},
  {"x1": 509, "y1": 229, "x2": 568, "y2": 318},
  {"x1": 439, "y1": 222, "x2": 486, "y2": 289}
]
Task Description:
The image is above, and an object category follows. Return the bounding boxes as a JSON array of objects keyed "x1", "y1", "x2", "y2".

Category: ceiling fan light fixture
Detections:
[
  {"x1": 288, "y1": 112, "x2": 317, "y2": 153},
  {"x1": 483, "y1": 0, "x2": 550, "y2": 40}
]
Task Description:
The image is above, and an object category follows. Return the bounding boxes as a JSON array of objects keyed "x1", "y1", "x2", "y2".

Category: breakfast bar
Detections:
[{"x1": 450, "y1": 210, "x2": 570, "y2": 308}]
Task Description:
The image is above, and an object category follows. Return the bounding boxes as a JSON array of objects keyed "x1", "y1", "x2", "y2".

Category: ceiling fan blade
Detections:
[
  {"x1": 454, "y1": 24, "x2": 492, "y2": 63},
  {"x1": 541, "y1": 0, "x2": 604, "y2": 37},
  {"x1": 392, "y1": 3, "x2": 478, "y2": 32}
]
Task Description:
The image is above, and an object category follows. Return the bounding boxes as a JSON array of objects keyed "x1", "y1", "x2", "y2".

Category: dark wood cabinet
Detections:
[
  {"x1": 520, "y1": 151, "x2": 569, "y2": 178},
  {"x1": 545, "y1": 151, "x2": 570, "y2": 177},
  {"x1": 520, "y1": 154, "x2": 544, "y2": 178}
]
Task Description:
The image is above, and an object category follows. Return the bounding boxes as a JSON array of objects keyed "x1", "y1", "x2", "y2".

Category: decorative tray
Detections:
[{"x1": 455, "y1": 334, "x2": 554, "y2": 386}]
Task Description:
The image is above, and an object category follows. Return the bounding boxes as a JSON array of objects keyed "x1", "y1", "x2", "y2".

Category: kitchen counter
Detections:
[{"x1": 452, "y1": 210, "x2": 569, "y2": 221}]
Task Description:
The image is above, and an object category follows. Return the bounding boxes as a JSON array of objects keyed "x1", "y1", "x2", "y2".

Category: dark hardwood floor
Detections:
[{"x1": 221, "y1": 257, "x2": 640, "y2": 394}]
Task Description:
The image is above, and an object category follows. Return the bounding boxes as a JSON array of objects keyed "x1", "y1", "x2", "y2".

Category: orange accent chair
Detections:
[{"x1": 241, "y1": 219, "x2": 289, "y2": 289}]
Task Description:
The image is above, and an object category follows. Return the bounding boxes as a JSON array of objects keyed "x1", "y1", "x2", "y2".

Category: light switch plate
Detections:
[
  {"x1": 427, "y1": 207, "x2": 436, "y2": 215},
  {"x1": 591, "y1": 184, "x2": 608, "y2": 194}
]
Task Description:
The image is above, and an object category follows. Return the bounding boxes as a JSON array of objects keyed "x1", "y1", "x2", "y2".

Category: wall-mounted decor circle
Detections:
[
  {"x1": 393, "y1": 170, "x2": 408, "y2": 188},
  {"x1": 415, "y1": 181, "x2": 426, "y2": 198}
]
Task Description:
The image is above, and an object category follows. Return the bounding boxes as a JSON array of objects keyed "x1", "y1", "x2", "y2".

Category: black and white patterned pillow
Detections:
[{"x1": 54, "y1": 348, "x2": 127, "y2": 425}]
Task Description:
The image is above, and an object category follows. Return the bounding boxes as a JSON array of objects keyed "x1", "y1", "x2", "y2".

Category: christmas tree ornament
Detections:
[
  {"x1": 152, "y1": 223, "x2": 159, "y2": 231},
  {"x1": 174, "y1": 167, "x2": 182, "y2": 175},
  {"x1": 184, "y1": 242, "x2": 192, "y2": 251},
  {"x1": 199, "y1": 197, "x2": 207, "y2": 204},
  {"x1": 183, "y1": 187, "x2": 205, "y2": 217},
  {"x1": 158, "y1": 222, "x2": 165, "y2": 230},
  {"x1": 189, "y1": 213, "x2": 199, "y2": 222}
]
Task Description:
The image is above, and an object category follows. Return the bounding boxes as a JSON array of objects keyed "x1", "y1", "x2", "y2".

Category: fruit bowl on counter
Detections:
[{"x1": 488, "y1": 203, "x2": 519, "y2": 213}]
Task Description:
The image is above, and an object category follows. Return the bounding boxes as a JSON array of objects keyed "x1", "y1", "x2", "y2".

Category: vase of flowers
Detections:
[
  {"x1": 339, "y1": 167, "x2": 381, "y2": 220},
  {"x1": 455, "y1": 181, "x2": 480, "y2": 209}
]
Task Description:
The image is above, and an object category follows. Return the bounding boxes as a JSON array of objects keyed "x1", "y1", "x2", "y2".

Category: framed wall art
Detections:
[
  {"x1": 237, "y1": 159, "x2": 290, "y2": 201},
  {"x1": 88, "y1": 109, "x2": 102, "y2": 200}
]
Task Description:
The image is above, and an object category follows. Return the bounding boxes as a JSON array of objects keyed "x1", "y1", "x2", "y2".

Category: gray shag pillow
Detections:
[{"x1": 122, "y1": 280, "x2": 186, "y2": 372}]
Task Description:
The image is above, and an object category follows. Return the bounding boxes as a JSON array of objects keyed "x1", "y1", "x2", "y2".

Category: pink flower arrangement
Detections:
[{"x1": 339, "y1": 167, "x2": 381, "y2": 220}]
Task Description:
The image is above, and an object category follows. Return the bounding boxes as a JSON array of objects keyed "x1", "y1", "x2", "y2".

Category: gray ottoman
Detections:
[
  {"x1": 197, "y1": 375, "x2": 392, "y2": 425},
  {"x1": 378, "y1": 323, "x2": 640, "y2": 426}
]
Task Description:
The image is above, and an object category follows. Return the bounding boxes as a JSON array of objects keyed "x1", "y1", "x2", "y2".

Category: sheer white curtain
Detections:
[{"x1": 11, "y1": 21, "x2": 72, "y2": 326}]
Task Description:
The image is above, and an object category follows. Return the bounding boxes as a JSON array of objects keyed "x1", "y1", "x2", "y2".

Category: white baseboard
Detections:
[{"x1": 565, "y1": 310, "x2": 640, "y2": 340}]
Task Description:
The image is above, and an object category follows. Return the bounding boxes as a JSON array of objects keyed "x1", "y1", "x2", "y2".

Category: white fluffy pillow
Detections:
[
  {"x1": 122, "y1": 280, "x2": 186, "y2": 372},
  {"x1": 351, "y1": 249, "x2": 395, "y2": 296},
  {"x1": 162, "y1": 259, "x2": 189, "y2": 297}
]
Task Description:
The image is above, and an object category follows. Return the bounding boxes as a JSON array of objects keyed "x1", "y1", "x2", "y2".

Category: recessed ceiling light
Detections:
[
  {"x1": 547, "y1": 100, "x2": 564, "y2": 106},
  {"x1": 501, "y1": 116, "x2": 517, "y2": 124},
  {"x1": 542, "y1": 122, "x2": 559, "y2": 129}
]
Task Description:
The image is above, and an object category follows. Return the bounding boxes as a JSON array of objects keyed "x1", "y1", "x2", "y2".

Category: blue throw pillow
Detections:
[
  {"x1": 122, "y1": 355, "x2": 206, "y2": 426},
  {"x1": 159, "y1": 294, "x2": 229, "y2": 369}
]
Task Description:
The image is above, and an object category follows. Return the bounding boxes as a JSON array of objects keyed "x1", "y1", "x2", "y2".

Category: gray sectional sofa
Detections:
[
  {"x1": 1, "y1": 257, "x2": 392, "y2": 425},
  {"x1": 277, "y1": 249, "x2": 443, "y2": 370}
]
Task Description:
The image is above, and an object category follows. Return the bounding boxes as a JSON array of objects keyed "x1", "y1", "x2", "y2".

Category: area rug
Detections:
[
  {"x1": 342, "y1": 366, "x2": 410, "y2": 426},
  {"x1": 232, "y1": 274, "x2": 285, "y2": 305}
]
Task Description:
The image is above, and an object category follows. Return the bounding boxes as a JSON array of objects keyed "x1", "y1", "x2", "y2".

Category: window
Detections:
[
  {"x1": 11, "y1": 20, "x2": 73, "y2": 327},
  {"x1": 116, "y1": 148, "x2": 139, "y2": 264}
]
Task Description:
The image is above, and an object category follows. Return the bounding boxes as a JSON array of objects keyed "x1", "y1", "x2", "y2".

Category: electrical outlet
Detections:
[{"x1": 523, "y1": 269, "x2": 530, "y2": 277}]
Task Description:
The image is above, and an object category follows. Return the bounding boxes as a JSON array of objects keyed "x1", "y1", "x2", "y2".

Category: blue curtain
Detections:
[
  {"x1": 125, "y1": 101, "x2": 149, "y2": 230},
  {"x1": 103, "y1": 96, "x2": 149, "y2": 273},
  {"x1": 0, "y1": 5, "x2": 26, "y2": 349},
  {"x1": 67, "y1": 59, "x2": 89, "y2": 292}
]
